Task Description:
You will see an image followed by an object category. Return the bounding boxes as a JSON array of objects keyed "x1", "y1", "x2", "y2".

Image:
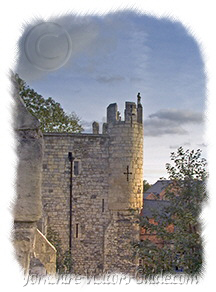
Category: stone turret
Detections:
[
  {"x1": 104, "y1": 93, "x2": 144, "y2": 274},
  {"x1": 106, "y1": 94, "x2": 143, "y2": 211}
]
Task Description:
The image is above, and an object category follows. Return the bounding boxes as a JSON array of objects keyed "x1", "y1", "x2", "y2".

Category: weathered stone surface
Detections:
[
  {"x1": 12, "y1": 73, "x2": 56, "y2": 275},
  {"x1": 42, "y1": 133, "x2": 110, "y2": 273},
  {"x1": 33, "y1": 229, "x2": 56, "y2": 274},
  {"x1": 13, "y1": 221, "x2": 36, "y2": 274},
  {"x1": 14, "y1": 128, "x2": 43, "y2": 221},
  {"x1": 12, "y1": 74, "x2": 44, "y2": 222},
  {"x1": 41, "y1": 96, "x2": 143, "y2": 275},
  {"x1": 92, "y1": 121, "x2": 99, "y2": 134},
  {"x1": 29, "y1": 257, "x2": 47, "y2": 275}
]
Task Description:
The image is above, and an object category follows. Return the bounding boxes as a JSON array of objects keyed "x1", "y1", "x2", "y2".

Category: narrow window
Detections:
[
  {"x1": 75, "y1": 223, "x2": 79, "y2": 238},
  {"x1": 102, "y1": 199, "x2": 105, "y2": 212},
  {"x1": 74, "y1": 161, "x2": 79, "y2": 175},
  {"x1": 139, "y1": 259, "x2": 142, "y2": 266}
]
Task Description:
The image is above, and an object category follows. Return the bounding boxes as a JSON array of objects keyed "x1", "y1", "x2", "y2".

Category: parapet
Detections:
[
  {"x1": 92, "y1": 121, "x2": 99, "y2": 134},
  {"x1": 106, "y1": 93, "x2": 143, "y2": 125},
  {"x1": 124, "y1": 101, "x2": 137, "y2": 123},
  {"x1": 107, "y1": 103, "x2": 119, "y2": 123},
  {"x1": 89, "y1": 93, "x2": 143, "y2": 134}
]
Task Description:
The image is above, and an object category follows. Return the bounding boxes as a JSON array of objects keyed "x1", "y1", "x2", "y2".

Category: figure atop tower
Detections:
[
  {"x1": 137, "y1": 92, "x2": 143, "y2": 124},
  {"x1": 137, "y1": 92, "x2": 141, "y2": 104}
]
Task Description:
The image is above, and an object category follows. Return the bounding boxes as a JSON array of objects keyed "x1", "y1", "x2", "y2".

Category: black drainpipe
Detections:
[{"x1": 68, "y1": 152, "x2": 75, "y2": 253}]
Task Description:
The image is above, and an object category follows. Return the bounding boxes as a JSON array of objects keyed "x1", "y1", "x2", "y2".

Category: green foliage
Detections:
[
  {"x1": 143, "y1": 180, "x2": 151, "y2": 192},
  {"x1": 14, "y1": 73, "x2": 83, "y2": 133},
  {"x1": 46, "y1": 227, "x2": 73, "y2": 274},
  {"x1": 134, "y1": 147, "x2": 208, "y2": 276}
]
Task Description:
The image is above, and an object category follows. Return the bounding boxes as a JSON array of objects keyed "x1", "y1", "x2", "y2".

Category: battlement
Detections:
[
  {"x1": 90, "y1": 93, "x2": 143, "y2": 134},
  {"x1": 106, "y1": 93, "x2": 143, "y2": 125}
]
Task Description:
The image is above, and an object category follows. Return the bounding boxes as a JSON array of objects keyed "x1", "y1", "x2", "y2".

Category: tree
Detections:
[
  {"x1": 143, "y1": 180, "x2": 151, "y2": 192},
  {"x1": 134, "y1": 147, "x2": 207, "y2": 276},
  {"x1": 14, "y1": 73, "x2": 83, "y2": 133}
]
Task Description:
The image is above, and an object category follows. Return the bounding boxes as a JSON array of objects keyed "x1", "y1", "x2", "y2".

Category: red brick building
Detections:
[{"x1": 140, "y1": 180, "x2": 174, "y2": 245}]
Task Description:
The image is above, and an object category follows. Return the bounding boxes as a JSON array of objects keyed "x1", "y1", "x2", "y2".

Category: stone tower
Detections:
[
  {"x1": 41, "y1": 94, "x2": 143, "y2": 275},
  {"x1": 103, "y1": 94, "x2": 143, "y2": 273}
]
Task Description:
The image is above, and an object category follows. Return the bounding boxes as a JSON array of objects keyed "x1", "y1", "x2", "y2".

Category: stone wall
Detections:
[
  {"x1": 41, "y1": 96, "x2": 143, "y2": 275},
  {"x1": 42, "y1": 133, "x2": 111, "y2": 274},
  {"x1": 13, "y1": 83, "x2": 43, "y2": 223},
  {"x1": 12, "y1": 74, "x2": 56, "y2": 275},
  {"x1": 33, "y1": 229, "x2": 56, "y2": 274},
  {"x1": 12, "y1": 75, "x2": 43, "y2": 274}
]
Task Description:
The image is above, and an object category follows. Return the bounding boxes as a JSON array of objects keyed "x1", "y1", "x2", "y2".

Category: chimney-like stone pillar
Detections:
[
  {"x1": 12, "y1": 73, "x2": 44, "y2": 274},
  {"x1": 92, "y1": 121, "x2": 99, "y2": 134},
  {"x1": 107, "y1": 103, "x2": 118, "y2": 124}
]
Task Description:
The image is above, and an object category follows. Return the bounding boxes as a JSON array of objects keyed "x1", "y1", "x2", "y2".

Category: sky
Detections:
[{"x1": 16, "y1": 11, "x2": 206, "y2": 184}]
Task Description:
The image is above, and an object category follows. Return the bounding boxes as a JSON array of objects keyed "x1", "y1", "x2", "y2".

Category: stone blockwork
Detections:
[
  {"x1": 41, "y1": 95, "x2": 143, "y2": 275},
  {"x1": 12, "y1": 74, "x2": 56, "y2": 275},
  {"x1": 42, "y1": 133, "x2": 110, "y2": 274},
  {"x1": 33, "y1": 229, "x2": 56, "y2": 274}
]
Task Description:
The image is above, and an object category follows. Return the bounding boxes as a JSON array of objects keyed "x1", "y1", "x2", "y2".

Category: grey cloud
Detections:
[
  {"x1": 16, "y1": 17, "x2": 101, "y2": 81},
  {"x1": 96, "y1": 75, "x2": 125, "y2": 83},
  {"x1": 149, "y1": 109, "x2": 203, "y2": 124},
  {"x1": 184, "y1": 142, "x2": 191, "y2": 146},
  {"x1": 197, "y1": 143, "x2": 207, "y2": 148},
  {"x1": 130, "y1": 77, "x2": 143, "y2": 83},
  {"x1": 144, "y1": 118, "x2": 188, "y2": 137},
  {"x1": 144, "y1": 108, "x2": 203, "y2": 137},
  {"x1": 169, "y1": 142, "x2": 191, "y2": 149},
  {"x1": 16, "y1": 11, "x2": 149, "y2": 82},
  {"x1": 169, "y1": 144, "x2": 180, "y2": 149}
]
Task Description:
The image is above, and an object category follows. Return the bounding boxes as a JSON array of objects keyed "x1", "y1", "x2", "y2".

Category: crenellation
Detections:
[
  {"x1": 92, "y1": 121, "x2": 99, "y2": 134},
  {"x1": 124, "y1": 101, "x2": 137, "y2": 123},
  {"x1": 107, "y1": 103, "x2": 118, "y2": 123}
]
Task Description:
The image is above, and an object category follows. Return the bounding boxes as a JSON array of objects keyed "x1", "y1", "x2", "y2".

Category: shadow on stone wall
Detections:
[{"x1": 11, "y1": 72, "x2": 56, "y2": 275}]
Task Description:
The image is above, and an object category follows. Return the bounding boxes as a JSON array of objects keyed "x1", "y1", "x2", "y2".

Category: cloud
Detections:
[
  {"x1": 130, "y1": 77, "x2": 143, "y2": 83},
  {"x1": 197, "y1": 143, "x2": 207, "y2": 148},
  {"x1": 149, "y1": 109, "x2": 203, "y2": 124},
  {"x1": 169, "y1": 142, "x2": 191, "y2": 149},
  {"x1": 144, "y1": 109, "x2": 203, "y2": 137},
  {"x1": 15, "y1": 16, "x2": 101, "y2": 81},
  {"x1": 16, "y1": 11, "x2": 150, "y2": 83},
  {"x1": 96, "y1": 75, "x2": 125, "y2": 83},
  {"x1": 145, "y1": 118, "x2": 187, "y2": 137}
]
